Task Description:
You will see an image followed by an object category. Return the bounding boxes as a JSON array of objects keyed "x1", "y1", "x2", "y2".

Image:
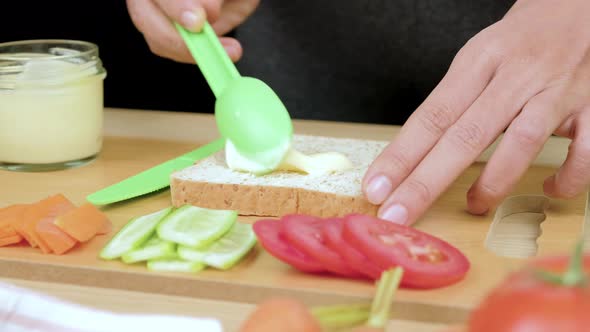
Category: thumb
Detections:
[{"x1": 152, "y1": 0, "x2": 223, "y2": 32}]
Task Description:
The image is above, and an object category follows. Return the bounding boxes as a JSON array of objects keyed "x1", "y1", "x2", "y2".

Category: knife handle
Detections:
[{"x1": 175, "y1": 22, "x2": 241, "y2": 98}]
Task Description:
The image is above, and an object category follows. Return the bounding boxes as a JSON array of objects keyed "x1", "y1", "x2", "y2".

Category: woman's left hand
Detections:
[{"x1": 363, "y1": 0, "x2": 590, "y2": 225}]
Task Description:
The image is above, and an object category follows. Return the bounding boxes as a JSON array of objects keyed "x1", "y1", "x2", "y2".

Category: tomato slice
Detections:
[
  {"x1": 252, "y1": 219, "x2": 324, "y2": 273},
  {"x1": 322, "y1": 218, "x2": 383, "y2": 280},
  {"x1": 282, "y1": 215, "x2": 363, "y2": 278},
  {"x1": 342, "y1": 214, "x2": 470, "y2": 288}
]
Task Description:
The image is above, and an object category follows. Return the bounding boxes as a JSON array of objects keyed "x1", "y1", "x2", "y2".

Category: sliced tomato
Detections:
[
  {"x1": 282, "y1": 215, "x2": 363, "y2": 278},
  {"x1": 322, "y1": 218, "x2": 383, "y2": 280},
  {"x1": 252, "y1": 219, "x2": 324, "y2": 273},
  {"x1": 342, "y1": 214, "x2": 470, "y2": 289}
]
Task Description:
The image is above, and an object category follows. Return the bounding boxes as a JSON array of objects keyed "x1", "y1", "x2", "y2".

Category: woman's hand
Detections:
[
  {"x1": 363, "y1": 0, "x2": 590, "y2": 225},
  {"x1": 126, "y1": 0, "x2": 259, "y2": 63}
]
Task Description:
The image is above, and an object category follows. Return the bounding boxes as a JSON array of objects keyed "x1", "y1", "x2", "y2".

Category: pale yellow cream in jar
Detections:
[{"x1": 0, "y1": 40, "x2": 107, "y2": 171}]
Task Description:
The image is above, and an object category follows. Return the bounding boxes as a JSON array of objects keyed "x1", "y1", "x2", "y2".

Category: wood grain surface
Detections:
[{"x1": 0, "y1": 108, "x2": 585, "y2": 328}]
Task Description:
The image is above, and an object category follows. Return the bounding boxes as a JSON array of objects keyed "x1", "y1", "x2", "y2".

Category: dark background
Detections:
[
  {"x1": 0, "y1": 1, "x2": 216, "y2": 114},
  {"x1": 0, "y1": 1, "x2": 513, "y2": 125}
]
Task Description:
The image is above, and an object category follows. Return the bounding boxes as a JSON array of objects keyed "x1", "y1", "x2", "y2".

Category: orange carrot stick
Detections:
[
  {"x1": 0, "y1": 204, "x2": 29, "y2": 242},
  {"x1": 21, "y1": 194, "x2": 75, "y2": 252},
  {"x1": 55, "y1": 203, "x2": 111, "y2": 242},
  {"x1": 36, "y1": 218, "x2": 78, "y2": 255},
  {"x1": 0, "y1": 235, "x2": 23, "y2": 247}
]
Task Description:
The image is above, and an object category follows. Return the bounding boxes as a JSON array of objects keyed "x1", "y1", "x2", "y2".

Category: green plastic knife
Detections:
[{"x1": 86, "y1": 138, "x2": 224, "y2": 206}]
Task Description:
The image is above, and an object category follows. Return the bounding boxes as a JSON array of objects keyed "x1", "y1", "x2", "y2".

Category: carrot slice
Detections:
[
  {"x1": 97, "y1": 219, "x2": 113, "y2": 235},
  {"x1": 55, "y1": 203, "x2": 111, "y2": 242},
  {"x1": 0, "y1": 235, "x2": 22, "y2": 247},
  {"x1": 0, "y1": 204, "x2": 28, "y2": 220},
  {"x1": 0, "y1": 204, "x2": 28, "y2": 241},
  {"x1": 15, "y1": 206, "x2": 38, "y2": 248},
  {"x1": 36, "y1": 218, "x2": 78, "y2": 255},
  {"x1": 0, "y1": 223, "x2": 17, "y2": 238},
  {"x1": 21, "y1": 194, "x2": 76, "y2": 253}
]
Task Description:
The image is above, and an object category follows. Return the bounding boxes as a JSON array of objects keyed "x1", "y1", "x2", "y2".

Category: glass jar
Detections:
[{"x1": 0, "y1": 39, "x2": 107, "y2": 172}]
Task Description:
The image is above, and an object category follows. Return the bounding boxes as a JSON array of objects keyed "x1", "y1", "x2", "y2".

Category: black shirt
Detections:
[
  {"x1": 0, "y1": 1, "x2": 515, "y2": 125},
  {"x1": 236, "y1": 0, "x2": 515, "y2": 124}
]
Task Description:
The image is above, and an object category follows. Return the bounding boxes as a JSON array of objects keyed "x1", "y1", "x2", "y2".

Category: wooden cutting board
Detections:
[{"x1": 0, "y1": 108, "x2": 585, "y2": 326}]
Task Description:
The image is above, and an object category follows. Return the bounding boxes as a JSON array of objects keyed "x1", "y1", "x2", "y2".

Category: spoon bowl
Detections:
[
  {"x1": 215, "y1": 76, "x2": 292, "y2": 160},
  {"x1": 176, "y1": 23, "x2": 293, "y2": 169}
]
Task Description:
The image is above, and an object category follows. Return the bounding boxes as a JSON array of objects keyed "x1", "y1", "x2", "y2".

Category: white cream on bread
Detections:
[
  {"x1": 225, "y1": 138, "x2": 353, "y2": 175},
  {"x1": 276, "y1": 148, "x2": 353, "y2": 175},
  {"x1": 225, "y1": 139, "x2": 289, "y2": 175}
]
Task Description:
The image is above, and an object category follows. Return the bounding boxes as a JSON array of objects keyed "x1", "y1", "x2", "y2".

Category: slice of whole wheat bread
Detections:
[{"x1": 170, "y1": 135, "x2": 389, "y2": 217}]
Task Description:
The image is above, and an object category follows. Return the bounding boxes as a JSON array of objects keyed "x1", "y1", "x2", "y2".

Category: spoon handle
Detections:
[{"x1": 175, "y1": 22, "x2": 241, "y2": 98}]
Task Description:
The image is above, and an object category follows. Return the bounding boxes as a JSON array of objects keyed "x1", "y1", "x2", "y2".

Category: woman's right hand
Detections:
[{"x1": 126, "y1": 0, "x2": 260, "y2": 63}]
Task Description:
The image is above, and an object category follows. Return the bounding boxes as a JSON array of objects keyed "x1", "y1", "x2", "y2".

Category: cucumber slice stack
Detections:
[
  {"x1": 178, "y1": 222, "x2": 258, "y2": 270},
  {"x1": 99, "y1": 207, "x2": 173, "y2": 260},
  {"x1": 157, "y1": 205, "x2": 237, "y2": 248},
  {"x1": 121, "y1": 235, "x2": 176, "y2": 264},
  {"x1": 147, "y1": 259, "x2": 206, "y2": 273},
  {"x1": 99, "y1": 205, "x2": 256, "y2": 273}
]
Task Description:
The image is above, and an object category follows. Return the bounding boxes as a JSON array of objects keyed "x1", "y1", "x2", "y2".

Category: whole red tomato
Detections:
[{"x1": 467, "y1": 244, "x2": 590, "y2": 332}]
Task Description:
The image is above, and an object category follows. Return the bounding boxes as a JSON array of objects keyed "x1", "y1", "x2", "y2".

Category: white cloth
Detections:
[{"x1": 0, "y1": 281, "x2": 223, "y2": 332}]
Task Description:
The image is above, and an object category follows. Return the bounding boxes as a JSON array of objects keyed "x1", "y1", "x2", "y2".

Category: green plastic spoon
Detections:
[{"x1": 175, "y1": 22, "x2": 293, "y2": 171}]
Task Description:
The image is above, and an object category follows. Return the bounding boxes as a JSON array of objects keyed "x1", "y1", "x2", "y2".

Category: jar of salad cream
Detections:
[{"x1": 0, "y1": 40, "x2": 107, "y2": 171}]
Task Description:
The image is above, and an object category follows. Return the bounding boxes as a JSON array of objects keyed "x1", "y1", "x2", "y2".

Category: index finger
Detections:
[
  {"x1": 362, "y1": 40, "x2": 500, "y2": 205},
  {"x1": 378, "y1": 59, "x2": 550, "y2": 225}
]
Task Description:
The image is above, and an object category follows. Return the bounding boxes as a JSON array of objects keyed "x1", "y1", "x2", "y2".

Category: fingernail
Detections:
[
  {"x1": 365, "y1": 175, "x2": 393, "y2": 205},
  {"x1": 379, "y1": 204, "x2": 408, "y2": 225},
  {"x1": 181, "y1": 7, "x2": 206, "y2": 32},
  {"x1": 466, "y1": 188, "x2": 488, "y2": 215},
  {"x1": 543, "y1": 175, "x2": 556, "y2": 196},
  {"x1": 467, "y1": 200, "x2": 489, "y2": 215}
]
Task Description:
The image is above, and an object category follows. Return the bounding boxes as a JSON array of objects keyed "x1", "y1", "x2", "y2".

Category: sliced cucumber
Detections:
[
  {"x1": 121, "y1": 235, "x2": 176, "y2": 264},
  {"x1": 177, "y1": 246, "x2": 207, "y2": 263},
  {"x1": 147, "y1": 258, "x2": 205, "y2": 273},
  {"x1": 178, "y1": 222, "x2": 257, "y2": 270},
  {"x1": 99, "y1": 207, "x2": 173, "y2": 260},
  {"x1": 157, "y1": 205, "x2": 237, "y2": 248}
]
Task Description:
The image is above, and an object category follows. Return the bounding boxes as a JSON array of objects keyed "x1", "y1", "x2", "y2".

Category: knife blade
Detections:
[{"x1": 86, "y1": 138, "x2": 225, "y2": 206}]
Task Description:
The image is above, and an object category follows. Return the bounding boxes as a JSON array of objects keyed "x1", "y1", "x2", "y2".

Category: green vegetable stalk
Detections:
[
  {"x1": 535, "y1": 238, "x2": 587, "y2": 287},
  {"x1": 311, "y1": 267, "x2": 404, "y2": 331}
]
